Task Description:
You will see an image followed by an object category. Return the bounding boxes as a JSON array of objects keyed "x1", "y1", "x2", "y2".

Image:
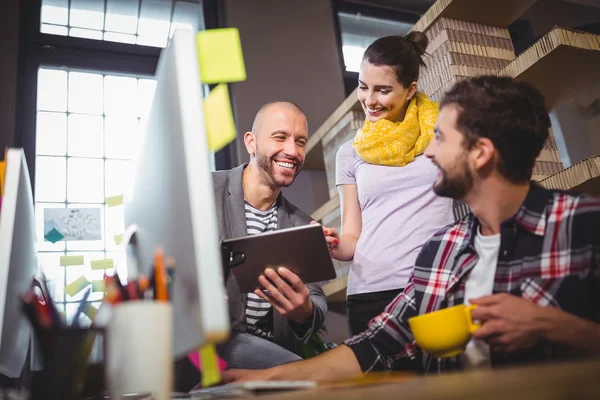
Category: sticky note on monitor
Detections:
[
  {"x1": 204, "y1": 83, "x2": 236, "y2": 152},
  {"x1": 196, "y1": 28, "x2": 246, "y2": 84}
]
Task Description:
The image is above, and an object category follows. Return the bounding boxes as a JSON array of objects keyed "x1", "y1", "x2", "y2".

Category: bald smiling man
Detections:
[{"x1": 210, "y1": 101, "x2": 328, "y2": 371}]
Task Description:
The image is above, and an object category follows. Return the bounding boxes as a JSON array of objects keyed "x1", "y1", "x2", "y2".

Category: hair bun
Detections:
[{"x1": 405, "y1": 31, "x2": 428, "y2": 56}]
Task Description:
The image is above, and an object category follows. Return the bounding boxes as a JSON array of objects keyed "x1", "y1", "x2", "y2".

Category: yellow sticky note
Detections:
[
  {"x1": 65, "y1": 276, "x2": 91, "y2": 297},
  {"x1": 200, "y1": 344, "x2": 221, "y2": 387},
  {"x1": 0, "y1": 161, "x2": 6, "y2": 197},
  {"x1": 83, "y1": 303, "x2": 98, "y2": 321},
  {"x1": 114, "y1": 234, "x2": 123, "y2": 245},
  {"x1": 105, "y1": 194, "x2": 123, "y2": 207},
  {"x1": 60, "y1": 255, "x2": 85, "y2": 267},
  {"x1": 92, "y1": 280, "x2": 105, "y2": 293},
  {"x1": 91, "y1": 259, "x2": 114, "y2": 270},
  {"x1": 196, "y1": 28, "x2": 246, "y2": 84},
  {"x1": 204, "y1": 83, "x2": 236, "y2": 152}
]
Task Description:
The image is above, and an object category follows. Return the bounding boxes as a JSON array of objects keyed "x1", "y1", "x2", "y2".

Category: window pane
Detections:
[
  {"x1": 38, "y1": 69, "x2": 67, "y2": 112},
  {"x1": 105, "y1": 0, "x2": 139, "y2": 34},
  {"x1": 41, "y1": 0, "x2": 69, "y2": 25},
  {"x1": 41, "y1": 24, "x2": 68, "y2": 35},
  {"x1": 137, "y1": 79, "x2": 157, "y2": 119},
  {"x1": 69, "y1": 27, "x2": 103, "y2": 40},
  {"x1": 104, "y1": 32, "x2": 136, "y2": 44},
  {"x1": 341, "y1": 45, "x2": 365, "y2": 73},
  {"x1": 137, "y1": 0, "x2": 172, "y2": 48},
  {"x1": 67, "y1": 158, "x2": 104, "y2": 203},
  {"x1": 104, "y1": 76, "x2": 139, "y2": 116},
  {"x1": 105, "y1": 205, "x2": 125, "y2": 251},
  {"x1": 68, "y1": 72, "x2": 104, "y2": 115},
  {"x1": 36, "y1": 156, "x2": 67, "y2": 202},
  {"x1": 36, "y1": 203, "x2": 67, "y2": 252},
  {"x1": 66, "y1": 204, "x2": 105, "y2": 251},
  {"x1": 68, "y1": 114, "x2": 104, "y2": 157},
  {"x1": 105, "y1": 116, "x2": 139, "y2": 159},
  {"x1": 169, "y1": 1, "x2": 199, "y2": 38},
  {"x1": 105, "y1": 159, "x2": 133, "y2": 198},
  {"x1": 37, "y1": 111, "x2": 67, "y2": 156},
  {"x1": 70, "y1": 0, "x2": 104, "y2": 30},
  {"x1": 37, "y1": 252, "x2": 66, "y2": 302}
]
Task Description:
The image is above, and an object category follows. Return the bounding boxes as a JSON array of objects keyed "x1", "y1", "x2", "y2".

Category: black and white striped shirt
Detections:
[{"x1": 244, "y1": 200, "x2": 278, "y2": 340}]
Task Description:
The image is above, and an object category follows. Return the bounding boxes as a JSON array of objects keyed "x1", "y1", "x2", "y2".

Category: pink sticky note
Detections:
[{"x1": 188, "y1": 350, "x2": 228, "y2": 371}]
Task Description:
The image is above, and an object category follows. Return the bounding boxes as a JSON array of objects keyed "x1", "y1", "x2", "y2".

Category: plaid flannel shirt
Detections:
[{"x1": 345, "y1": 184, "x2": 600, "y2": 373}]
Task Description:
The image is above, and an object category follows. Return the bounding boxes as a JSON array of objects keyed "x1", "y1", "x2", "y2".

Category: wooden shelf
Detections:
[
  {"x1": 304, "y1": 88, "x2": 361, "y2": 171},
  {"x1": 497, "y1": 27, "x2": 600, "y2": 109},
  {"x1": 411, "y1": 0, "x2": 538, "y2": 33},
  {"x1": 538, "y1": 156, "x2": 600, "y2": 196},
  {"x1": 323, "y1": 275, "x2": 348, "y2": 303}
]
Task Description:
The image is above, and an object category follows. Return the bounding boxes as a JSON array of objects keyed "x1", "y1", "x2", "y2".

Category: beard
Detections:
[
  {"x1": 433, "y1": 153, "x2": 474, "y2": 200},
  {"x1": 255, "y1": 146, "x2": 301, "y2": 188}
]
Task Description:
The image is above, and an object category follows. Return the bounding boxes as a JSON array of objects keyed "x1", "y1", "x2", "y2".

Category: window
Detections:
[
  {"x1": 40, "y1": 0, "x2": 202, "y2": 47},
  {"x1": 338, "y1": 12, "x2": 414, "y2": 72},
  {"x1": 34, "y1": 66, "x2": 156, "y2": 326}
]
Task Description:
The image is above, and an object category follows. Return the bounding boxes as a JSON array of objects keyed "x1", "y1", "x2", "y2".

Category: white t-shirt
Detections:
[{"x1": 462, "y1": 227, "x2": 500, "y2": 369}]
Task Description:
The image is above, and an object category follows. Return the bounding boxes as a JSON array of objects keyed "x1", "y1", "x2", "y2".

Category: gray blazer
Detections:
[{"x1": 212, "y1": 164, "x2": 328, "y2": 353}]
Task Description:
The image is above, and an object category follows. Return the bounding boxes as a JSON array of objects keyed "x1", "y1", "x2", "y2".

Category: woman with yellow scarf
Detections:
[{"x1": 324, "y1": 33, "x2": 454, "y2": 349}]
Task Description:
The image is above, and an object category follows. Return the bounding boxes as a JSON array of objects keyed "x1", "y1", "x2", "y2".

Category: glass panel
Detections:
[
  {"x1": 68, "y1": 114, "x2": 104, "y2": 157},
  {"x1": 41, "y1": 0, "x2": 69, "y2": 25},
  {"x1": 37, "y1": 252, "x2": 66, "y2": 302},
  {"x1": 137, "y1": 0, "x2": 172, "y2": 48},
  {"x1": 68, "y1": 71, "x2": 104, "y2": 115},
  {"x1": 37, "y1": 69, "x2": 67, "y2": 112},
  {"x1": 37, "y1": 111, "x2": 67, "y2": 156},
  {"x1": 104, "y1": 116, "x2": 139, "y2": 159},
  {"x1": 104, "y1": 76, "x2": 139, "y2": 116},
  {"x1": 66, "y1": 204, "x2": 105, "y2": 251},
  {"x1": 105, "y1": 204, "x2": 125, "y2": 251},
  {"x1": 104, "y1": 32, "x2": 136, "y2": 44},
  {"x1": 67, "y1": 158, "x2": 104, "y2": 203},
  {"x1": 105, "y1": 159, "x2": 133, "y2": 198},
  {"x1": 41, "y1": 24, "x2": 69, "y2": 35},
  {"x1": 341, "y1": 45, "x2": 365, "y2": 73},
  {"x1": 69, "y1": 27, "x2": 103, "y2": 40},
  {"x1": 137, "y1": 79, "x2": 157, "y2": 119},
  {"x1": 105, "y1": 0, "x2": 139, "y2": 34},
  {"x1": 36, "y1": 203, "x2": 67, "y2": 252},
  {"x1": 36, "y1": 156, "x2": 67, "y2": 202},
  {"x1": 169, "y1": 1, "x2": 199, "y2": 38},
  {"x1": 70, "y1": 0, "x2": 105, "y2": 30}
]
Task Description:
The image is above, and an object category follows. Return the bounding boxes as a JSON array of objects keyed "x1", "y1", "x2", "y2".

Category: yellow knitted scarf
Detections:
[{"x1": 352, "y1": 92, "x2": 438, "y2": 167}]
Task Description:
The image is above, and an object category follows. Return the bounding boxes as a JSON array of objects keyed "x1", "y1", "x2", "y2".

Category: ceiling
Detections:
[{"x1": 342, "y1": 0, "x2": 436, "y2": 15}]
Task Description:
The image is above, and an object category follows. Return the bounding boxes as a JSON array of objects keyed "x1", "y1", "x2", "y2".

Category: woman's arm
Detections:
[{"x1": 328, "y1": 184, "x2": 362, "y2": 261}]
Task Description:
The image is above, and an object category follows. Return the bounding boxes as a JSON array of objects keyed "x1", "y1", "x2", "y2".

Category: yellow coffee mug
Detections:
[{"x1": 408, "y1": 304, "x2": 480, "y2": 358}]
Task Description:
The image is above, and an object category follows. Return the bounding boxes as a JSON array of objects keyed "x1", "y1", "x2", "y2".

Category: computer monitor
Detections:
[
  {"x1": 0, "y1": 148, "x2": 38, "y2": 378},
  {"x1": 124, "y1": 29, "x2": 230, "y2": 358}
]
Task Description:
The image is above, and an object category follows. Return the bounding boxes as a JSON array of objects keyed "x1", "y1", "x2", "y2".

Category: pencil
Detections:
[{"x1": 154, "y1": 248, "x2": 168, "y2": 301}]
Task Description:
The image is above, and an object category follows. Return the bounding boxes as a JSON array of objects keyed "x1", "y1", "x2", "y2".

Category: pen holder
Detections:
[
  {"x1": 30, "y1": 327, "x2": 102, "y2": 400},
  {"x1": 106, "y1": 301, "x2": 173, "y2": 400}
]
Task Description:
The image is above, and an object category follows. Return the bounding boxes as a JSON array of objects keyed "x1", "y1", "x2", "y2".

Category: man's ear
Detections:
[
  {"x1": 406, "y1": 82, "x2": 418, "y2": 101},
  {"x1": 244, "y1": 131, "x2": 256, "y2": 157},
  {"x1": 472, "y1": 137, "x2": 496, "y2": 171}
]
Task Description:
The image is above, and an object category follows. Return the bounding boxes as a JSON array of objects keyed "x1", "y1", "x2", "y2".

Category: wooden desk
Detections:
[{"x1": 259, "y1": 358, "x2": 600, "y2": 400}]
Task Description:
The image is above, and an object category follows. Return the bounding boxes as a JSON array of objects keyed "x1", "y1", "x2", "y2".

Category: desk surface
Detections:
[{"x1": 258, "y1": 358, "x2": 600, "y2": 400}]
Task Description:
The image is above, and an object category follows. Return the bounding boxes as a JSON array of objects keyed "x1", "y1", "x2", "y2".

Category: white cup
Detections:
[{"x1": 106, "y1": 302, "x2": 173, "y2": 400}]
